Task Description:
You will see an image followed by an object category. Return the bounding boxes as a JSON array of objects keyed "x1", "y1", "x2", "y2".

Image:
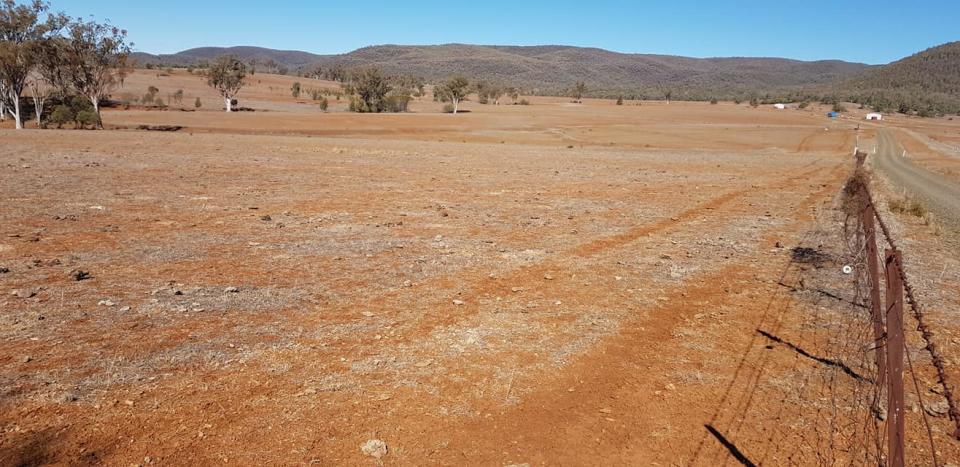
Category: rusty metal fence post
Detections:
[
  {"x1": 885, "y1": 249, "x2": 905, "y2": 467},
  {"x1": 863, "y1": 204, "x2": 886, "y2": 389}
]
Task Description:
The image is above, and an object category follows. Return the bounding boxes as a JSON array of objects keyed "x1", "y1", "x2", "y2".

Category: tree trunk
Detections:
[
  {"x1": 11, "y1": 93, "x2": 22, "y2": 130},
  {"x1": 225, "y1": 97, "x2": 232, "y2": 112},
  {"x1": 90, "y1": 96, "x2": 103, "y2": 129},
  {"x1": 452, "y1": 98, "x2": 459, "y2": 115},
  {"x1": 34, "y1": 97, "x2": 44, "y2": 127},
  {"x1": 0, "y1": 100, "x2": 5, "y2": 121}
]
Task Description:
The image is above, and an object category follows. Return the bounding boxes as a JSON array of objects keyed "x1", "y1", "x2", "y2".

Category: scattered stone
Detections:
[
  {"x1": 924, "y1": 400, "x2": 950, "y2": 417},
  {"x1": 224, "y1": 286, "x2": 240, "y2": 293},
  {"x1": 543, "y1": 273, "x2": 554, "y2": 280},
  {"x1": 68, "y1": 269, "x2": 90, "y2": 281},
  {"x1": 511, "y1": 287, "x2": 523, "y2": 293},
  {"x1": 11, "y1": 289, "x2": 36, "y2": 299},
  {"x1": 119, "y1": 306, "x2": 131, "y2": 312},
  {"x1": 452, "y1": 299, "x2": 465, "y2": 306},
  {"x1": 0, "y1": 266, "x2": 9, "y2": 274},
  {"x1": 402, "y1": 280, "x2": 412, "y2": 288},
  {"x1": 361, "y1": 311, "x2": 375, "y2": 317},
  {"x1": 259, "y1": 215, "x2": 272, "y2": 222},
  {"x1": 22, "y1": 355, "x2": 32, "y2": 363},
  {"x1": 98, "y1": 300, "x2": 116, "y2": 307},
  {"x1": 360, "y1": 439, "x2": 388, "y2": 459}
]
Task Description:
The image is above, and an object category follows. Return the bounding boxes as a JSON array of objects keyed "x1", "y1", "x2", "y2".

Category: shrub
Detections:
[
  {"x1": 48, "y1": 105, "x2": 74, "y2": 128},
  {"x1": 75, "y1": 110, "x2": 99, "y2": 128},
  {"x1": 616, "y1": 97, "x2": 624, "y2": 105},
  {"x1": 518, "y1": 99, "x2": 530, "y2": 105},
  {"x1": 194, "y1": 97, "x2": 202, "y2": 108},
  {"x1": 710, "y1": 98, "x2": 718, "y2": 105},
  {"x1": 319, "y1": 97, "x2": 328, "y2": 111},
  {"x1": 798, "y1": 101, "x2": 810, "y2": 109},
  {"x1": 832, "y1": 102, "x2": 847, "y2": 113},
  {"x1": 889, "y1": 197, "x2": 928, "y2": 217},
  {"x1": 384, "y1": 92, "x2": 412, "y2": 112},
  {"x1": 442, "y1": 103, "x2": 455, "y2": 113},
  {"x1": 908, "y1": 200, "x2": 927, "y2": 217},
  {"x1": 291, "y1": 82, "x2": 301, "y2": 98}
]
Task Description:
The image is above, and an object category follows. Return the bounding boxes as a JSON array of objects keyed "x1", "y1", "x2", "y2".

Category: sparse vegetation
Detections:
[
  {"x1": 572, "y1": 81, "x2": 586, "y2": 103},
  {"x1": 291, "y1": 81, "x2": 300, "y2": 98},
  {"x1": 435, "y1": 75, "x2": 470, "y2": 114},
  {"x1": 343, "y1": 66, "x2": 392, "y2": 113},
  {"x1": 888, "y1": 197, "x2": 928, "y2": 218},
  {"x1": 206, "y1": 55, "x2": 247, "y2": 112}
]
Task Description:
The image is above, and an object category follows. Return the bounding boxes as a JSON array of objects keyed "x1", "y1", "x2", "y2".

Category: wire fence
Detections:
[{"x1": 692, "y1": 150, "x2": 959, "y2": 466}]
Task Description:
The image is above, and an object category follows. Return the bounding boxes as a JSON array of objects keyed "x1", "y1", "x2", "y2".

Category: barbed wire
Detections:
[{"x1": 861, "y1": 180, "x2": 960, "y2": 440}]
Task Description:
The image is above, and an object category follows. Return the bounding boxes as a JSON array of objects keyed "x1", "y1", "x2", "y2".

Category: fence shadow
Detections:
[
  {"x1": 757, "y1": 329, "x2": 870, "y2": 383},
  {"x1": 704, "y1": 424, "x2": 757, "y2": 467}
]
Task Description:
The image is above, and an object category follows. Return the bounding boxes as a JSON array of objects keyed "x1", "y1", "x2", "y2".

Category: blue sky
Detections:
[{"x1": 54, "y1": 0, "x2": 959, "y2": 64}]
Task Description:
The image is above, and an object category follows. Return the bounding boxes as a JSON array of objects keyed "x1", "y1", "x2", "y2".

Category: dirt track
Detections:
[{"x1": 872, "y1": 129, "x2": 960, "y2": 232}]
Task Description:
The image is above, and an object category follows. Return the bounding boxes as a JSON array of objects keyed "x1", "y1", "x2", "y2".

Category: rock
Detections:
[
  {"x1": 511, "y1": 287, "x2": 523, "y2": 293},
  {"x1": 452, "y1": 299, "x2": 466, "y2": 306},
  {"x1": 924, "y1": 400, "x2": 950, "y2": 417},
  {"x1": 362, "y1": 311, "x2": 375, "y2": 317},
  {"x1": 543, "y1": 273, "x2": 554, "y2": 280},
  {"x1": 0, "y1": 266, "x2": 9, "y2": 274},
  {"x1": 260, "y1": 215, "x2": 272, "y2": 222},
  {"x1": 360, "y1": 439, "x2": 388, "y2": 459},
  {"x1": 119, "y1": 306, "x2": 131, "y2": 312},
  {"x1": 68, "y1": 269, "x2": 90, "y2": 281},
  {"x1": 11, "y1": 289, "x2": 36, "y2": 299},
  {"x1": 224, "y1": 286, "x2": 240, "y2": 293},
  {"x1": 22, "y1": 355, "x2": 31, "y2": 363},
  {"x1": 98, "y1": 299, "x2": 116, "y2": 307},
  {"x1": 402, "y1": 280, "x2": 412, "y2": 288}
]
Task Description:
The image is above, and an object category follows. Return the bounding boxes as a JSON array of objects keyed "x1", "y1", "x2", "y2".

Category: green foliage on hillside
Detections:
[{"x1": 838, "y1": 41, "x2": 960, "y2": 115}]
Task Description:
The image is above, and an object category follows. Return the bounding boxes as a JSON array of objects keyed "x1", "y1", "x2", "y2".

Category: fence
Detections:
[{"x1": 851, "y1": 149, "x2": 960, "y2": 466}]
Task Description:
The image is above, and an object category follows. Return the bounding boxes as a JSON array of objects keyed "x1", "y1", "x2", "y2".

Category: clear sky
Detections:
[{"x1": 53, "y1": 0, "x2": 959, "y2": 64}]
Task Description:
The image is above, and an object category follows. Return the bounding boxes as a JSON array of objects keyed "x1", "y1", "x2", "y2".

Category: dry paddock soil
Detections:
[{"x1": 2, "y1": 89, "x2": 960, "y2": 465}]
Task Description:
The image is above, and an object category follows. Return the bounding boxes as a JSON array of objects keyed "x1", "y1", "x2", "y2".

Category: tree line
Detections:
[{"x1": 0, "y1": 0, "x2": 131, "y2": 129}]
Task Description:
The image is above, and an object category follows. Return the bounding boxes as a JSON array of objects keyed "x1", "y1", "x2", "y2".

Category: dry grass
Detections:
[{"x1": 888, "y1": 196, "x2": 929, "y2": 218}]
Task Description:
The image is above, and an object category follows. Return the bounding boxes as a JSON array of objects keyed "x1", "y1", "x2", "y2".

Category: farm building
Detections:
[
  {"x1": 866, "y1": 112, "x2": 882, "y2": 121},
  {"x1": 774, "y1": 103, "x2": 786, "y2": 110}
]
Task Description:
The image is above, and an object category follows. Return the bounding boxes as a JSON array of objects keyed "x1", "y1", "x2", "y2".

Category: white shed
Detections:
[
  {"x1": 774, "y1": 103, "x2": 786, "y2": 110},
  {"x1": 866, "y1": 112, "x2": 882, "y2": 121}
]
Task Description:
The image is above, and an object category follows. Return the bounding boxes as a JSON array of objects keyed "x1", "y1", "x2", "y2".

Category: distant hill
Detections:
[
  {"x1": 133, "y1": 44, "x2": 872, "y2": 100},
  {"x1": 134, "y1": 42, "x2": 960, "y2": 113},
  {"x1": 838, "y1": 41, "x2": 960, "y2": 114}
]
